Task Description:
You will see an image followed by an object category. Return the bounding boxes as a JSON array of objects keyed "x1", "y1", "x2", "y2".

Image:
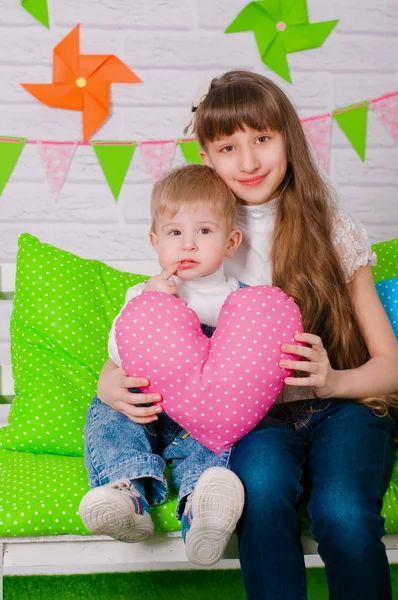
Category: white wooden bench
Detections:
[{"x1": 1, "y1": 259, "x2": 397, "y2": 597}]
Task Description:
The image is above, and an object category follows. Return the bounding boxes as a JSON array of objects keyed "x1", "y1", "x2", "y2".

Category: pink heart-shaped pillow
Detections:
[{"x1": 115, "y1": 285, "x2": 303, "y2": 453}]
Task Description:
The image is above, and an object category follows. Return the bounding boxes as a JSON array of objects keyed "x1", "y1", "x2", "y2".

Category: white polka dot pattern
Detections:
[
  {"x1": 376, "y1": 279, "x2": 398, "y2": 339},
  {"x1": 383, "y1": 451, "x2": 398, "y2": 535},
  {"x1": 371, "y1": 238, "x2": 398, "y2": 284},
  {"x1": 116, "y1": 286, "x2": 304, "y2": 453},
  {"x1": 0, "y1": 449, "x2": 181, "y2": 536},
  {"x1": 1, "y1": 445, "x2": 398, "y2": 537},
  {"x1": 0, "y1": 233, "x2": 147, "y2": 456},
  {"x1": 371, "y1": 238, "x2": 398, "y2": 340}
]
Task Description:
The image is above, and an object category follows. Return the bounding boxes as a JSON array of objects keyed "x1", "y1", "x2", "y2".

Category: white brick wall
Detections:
[{"x1": 0, "y1": 0, "x2": 397, "y2": 266}]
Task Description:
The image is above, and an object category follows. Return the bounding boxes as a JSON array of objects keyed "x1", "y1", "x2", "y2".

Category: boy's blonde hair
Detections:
[{"x1": 150, "y1": 164, "x2": 238, "y2": 233}]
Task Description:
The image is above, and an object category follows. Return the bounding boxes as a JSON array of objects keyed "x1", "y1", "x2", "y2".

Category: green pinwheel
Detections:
[{"x1": 225, "y1": 0, "x2": 338, "y2": 83}]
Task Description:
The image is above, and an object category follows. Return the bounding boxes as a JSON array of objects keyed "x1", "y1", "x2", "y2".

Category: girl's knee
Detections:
[
  {"x1": 310, "y1": 494, "x2": 384, "y2": 553},
  {"x1": 231, "y1": 429, "x2": 304, "y2": 503}
]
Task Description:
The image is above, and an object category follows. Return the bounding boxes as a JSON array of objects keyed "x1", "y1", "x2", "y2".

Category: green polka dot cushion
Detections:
[
  {"x1": 0, "y1": 449, "x2": 181, "y2": 537},
  {"x1": 2, "y1": 446, "x2": 398, "y2": 538},
  {"x1": 383, "y1": 456, "x2": 398, "y2": 535},
  {"x1": 0, "y1": 233, "x2": 149, "y2": 456},
  {"x1": 371, "y1": 238, "x2": 398, "y2": 284}
]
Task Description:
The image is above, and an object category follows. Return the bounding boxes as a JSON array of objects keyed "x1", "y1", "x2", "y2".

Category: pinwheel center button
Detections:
[
  {"x1": 76, "y1": 77, "x2": 87, "y2": 88},
  {"x1": 276, "y1": 21, "x2": 286, "y2": 31}
]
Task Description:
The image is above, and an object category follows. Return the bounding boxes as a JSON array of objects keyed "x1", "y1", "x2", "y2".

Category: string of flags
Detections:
[
  {"x1": 0, "y1": 91, "x2": 396, "y2": 202},
  {"x1": 21, "y1": 0, "x2": 49, "y2": 29}
]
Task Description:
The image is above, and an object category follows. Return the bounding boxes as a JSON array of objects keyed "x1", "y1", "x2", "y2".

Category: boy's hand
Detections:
[
  {"x1": 144, "y1": 265, "x2": 178, "y2": 295},
  {"x1": 97, "y1": 364, "x2": 163, "y2": 423}
]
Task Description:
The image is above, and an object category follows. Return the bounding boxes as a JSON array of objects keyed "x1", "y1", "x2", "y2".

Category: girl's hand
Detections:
[
  {"x1": 279, "y1": 333, "x2": 338, "y2": 399},
  {"x1": 97, "y1": 361, "x2": 163, "y2": 423},
  {"x1": 145, "y1": 265, "x2": 178, "y2": 295}
]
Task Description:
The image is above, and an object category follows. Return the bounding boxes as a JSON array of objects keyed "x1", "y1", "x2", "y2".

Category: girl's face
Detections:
[{"x1": 200, "y1": 126, "x2": 288, "y2": 206}]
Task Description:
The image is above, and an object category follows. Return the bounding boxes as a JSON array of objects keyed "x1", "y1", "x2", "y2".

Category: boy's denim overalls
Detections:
[{"x1": 84, "y1": 323, "x2": 232, "y2": 519}]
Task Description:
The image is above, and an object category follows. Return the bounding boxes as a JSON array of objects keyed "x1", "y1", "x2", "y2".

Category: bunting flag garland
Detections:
[
  {"x1": 38, "y1": 141, "x2": 77, "y2": 201},
  {"x1": 370, "y1": 92, "x2": 398, "y2": 144},
  {"x1": 178, "y1": 139, "x2": 204, "y2": 165},
  {"x1": 332, "y1": 101, "x2": 368, "y2": 162},
  {"x1": 21, "y1": 0, "x2": 49, "y2": 28},
  {"x1": 301, "y1": 114, "x2": 332, "y2": 173},
  {"x1": 140, "y1": 140, "x2": 176, "y2": 183},
  {"x1": 0, "y1": 137, "x2": 26, "y2": 195},
  {"x1": 0, "y1": 91, "x2": 396, "y2": 199},
  {"x1": 92, "y1": 141, "x2": 137, "y2": 202}
]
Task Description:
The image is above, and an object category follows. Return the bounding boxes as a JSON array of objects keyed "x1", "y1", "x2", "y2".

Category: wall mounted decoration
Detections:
[
  {"x1": 0, "y1": 92, "x2": 396, "y2": 199},
  {"x1": 225, "y1": 0, "x2": 338, "y2": 83},
  {"x1": 21, "y1": 25, "x2": 142, "y2": 142},
  {"x1": 21, "y1": 0, "x2": 49, "y2": 28}
]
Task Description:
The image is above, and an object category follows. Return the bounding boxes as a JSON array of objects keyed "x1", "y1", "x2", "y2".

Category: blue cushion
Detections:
[{"x1": 376, "y1": 278, "x2": 398, "y2": 340}]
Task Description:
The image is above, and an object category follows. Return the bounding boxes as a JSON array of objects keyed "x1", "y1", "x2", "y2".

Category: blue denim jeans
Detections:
[
  {"x1": 84, "y1": 398, "x2": 231, "y2": 519},
  {"x1": 230, "y1": 399, "x2": 396, "y2": 600},
  {"x1": 84, "y1": 319, "x2": 233, "y2": 519}
]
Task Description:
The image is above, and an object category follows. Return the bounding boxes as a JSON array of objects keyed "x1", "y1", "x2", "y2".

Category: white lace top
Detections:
[
  {"x1": 224, "y1": 197, "x2": 377, "y2": 404},
  {"x1": 331, "y1": 210, "x2": 377, "y2": 281},
  {"x1": 225, "y1": 196, "x2": 376, "y2": 286}
]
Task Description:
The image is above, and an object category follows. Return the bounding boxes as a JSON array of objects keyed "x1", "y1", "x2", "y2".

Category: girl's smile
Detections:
[{"x1": 237, "y1": 174, "x2": 267, "y2": 187}]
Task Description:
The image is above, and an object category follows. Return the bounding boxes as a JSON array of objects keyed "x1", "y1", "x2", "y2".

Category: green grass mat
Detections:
[{"x1": 4, "y1": 567, "x2": 398, "y2": 600}]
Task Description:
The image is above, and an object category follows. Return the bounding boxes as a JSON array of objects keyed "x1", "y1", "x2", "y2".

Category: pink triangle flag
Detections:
[
  {"x1": 301, "y1": 114, "x2": 333, "y2": 173},
  {"x1": 140, "y1": 140, "x2": 176, "y2": 183},
  {"x1": 38, "y1": 141, "x2": 77, "y2": 201},
  {"x1": 370, "y1": 92, "x2": 398, "y2": 143}
]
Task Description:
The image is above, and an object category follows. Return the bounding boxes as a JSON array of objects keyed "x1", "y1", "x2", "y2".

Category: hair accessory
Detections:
[{"x1": 190, "y1": 85, "x2": 210, "y2": 113}]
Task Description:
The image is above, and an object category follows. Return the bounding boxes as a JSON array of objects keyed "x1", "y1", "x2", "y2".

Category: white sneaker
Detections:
[
  {"x1": 79, "y1": 478, "x2": 154, "y2": 543},
  {"x1": 182, "y1": 467, "x2": 245, "y2": 566}
]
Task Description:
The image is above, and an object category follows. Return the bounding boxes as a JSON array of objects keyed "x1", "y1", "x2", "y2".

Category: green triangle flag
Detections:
[
  {"x1": 92, "y1": 141, "x2": 137, "y2": 201},
  {"x1": 178, "y1": 140, "x2": 204, "y2": 164},
  {"x1": 333, "y1": 101, "x2": 368, "y2": 162},
  {"x1": 0, "y1": 137, "x2": 26, "y2": 195},
  {"x1": 21, "y1": 0, "x2": 49, "y2": 28}
]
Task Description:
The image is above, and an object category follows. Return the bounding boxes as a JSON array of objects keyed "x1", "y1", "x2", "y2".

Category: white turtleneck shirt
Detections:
[
  {"x1": 224, "y1": 197, "x2": 279, "y2": 286},
  {"x1": 108, "y1": 265, "x2": 240, "y2": 367}
]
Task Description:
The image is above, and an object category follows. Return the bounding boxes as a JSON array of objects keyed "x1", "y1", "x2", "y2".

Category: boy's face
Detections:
[
  {"x1": 150, "y1": 204, "x2": 242, "y2": 280},
  {"x1": 200, "y1": 125, "x2": 288, "y2": 207}
]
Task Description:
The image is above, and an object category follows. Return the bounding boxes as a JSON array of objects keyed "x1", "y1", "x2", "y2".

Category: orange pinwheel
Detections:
[{"x1": 21, "y1": 25, "x2": 141, "y2": 141}]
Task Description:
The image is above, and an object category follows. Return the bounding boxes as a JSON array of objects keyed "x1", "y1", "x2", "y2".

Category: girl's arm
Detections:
[
  {"x1": 97, "y1": 358, "x2": 163, "y2": 422},
  {"x1": 332, "y1": 264, "x2": 398, "y2": 398},
  {"x1": 280, "y1": 265, "x2": 398, "y2": 399}
]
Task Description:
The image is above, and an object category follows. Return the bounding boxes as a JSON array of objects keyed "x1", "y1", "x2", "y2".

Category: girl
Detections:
[{"x1": 97, "y1": 71, "x2": 398, "y2": 600}]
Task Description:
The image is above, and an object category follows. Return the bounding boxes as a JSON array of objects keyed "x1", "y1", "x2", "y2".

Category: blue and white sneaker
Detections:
[
  {"x1": 79, "y1": 478, "x2": 154, "y2": 543},
  {"x1": 182, "y1": 467, "x2": 245, "y2": 566}
]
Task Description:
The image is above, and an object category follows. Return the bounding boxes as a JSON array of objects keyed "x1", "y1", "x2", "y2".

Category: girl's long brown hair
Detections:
[{"x1": 191, "y1": 70, "x2": 398, "y2": 417}]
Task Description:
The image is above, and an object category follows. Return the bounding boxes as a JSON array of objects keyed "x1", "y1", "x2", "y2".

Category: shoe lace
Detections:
[
  {"x1": 184, "y1": 493, "x2": 193, "y2": 516},
  {"x1": 111, "y1": 479, "x2": 140, "y2": 498}
]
